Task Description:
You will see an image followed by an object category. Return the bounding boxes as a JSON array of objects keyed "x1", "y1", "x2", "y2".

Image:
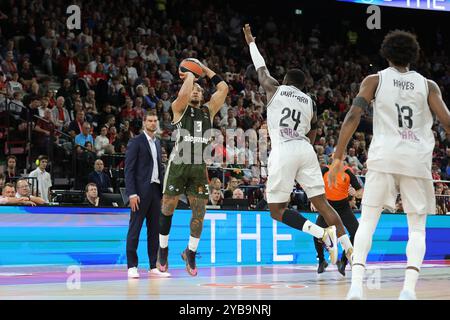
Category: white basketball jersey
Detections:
[
  {"x1": 368, "y1": 67, "x2": 434, "y2": 179},
  {"x1": 267, "y1": 85, "x2": 314, "y2": 145}
]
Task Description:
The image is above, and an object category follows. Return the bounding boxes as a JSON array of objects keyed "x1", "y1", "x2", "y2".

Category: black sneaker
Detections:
[
  {"x1": 317, "y1": 260, "x2": 328, "y2": 274},
  {"x1": 337, "y1": 254, "x2": 348, "y2": 277},
  {"x1": 181, "y1": 248, "x2": 198, "y2": 276},
  {"x1": 156, "y1": 246, "x2": 169, "y2": 272}
]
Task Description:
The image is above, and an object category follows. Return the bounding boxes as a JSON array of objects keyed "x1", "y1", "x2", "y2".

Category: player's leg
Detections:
[
  {"x1": 313, "y1": 214, "x2": 328, "y2": 273},
  {"x1": 399, "y1": 212, "x2": 427, "y2": 300},
  {"x1": 337, "y1": 203, "x2": 359, "y2": 275},
  {"x1": 347, "y1": 171, "x2": 395, "y2": 299},
  {"x1": 182, "y1": 165, "x2": 210, "y2": 276},
  {"x1": 157, "y1": 162, "x2": 183, "y2": 272},
  {"x1": 398, "y1": 176, "x2": 433, "y2": 300}
]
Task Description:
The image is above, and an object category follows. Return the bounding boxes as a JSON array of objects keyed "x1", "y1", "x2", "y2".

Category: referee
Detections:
[{"x1": 313, "y1": 159, "x2": 363, "y2": 276}]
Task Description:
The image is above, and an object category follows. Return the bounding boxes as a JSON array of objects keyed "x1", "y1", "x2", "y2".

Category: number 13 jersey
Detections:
[
  {"x1": 368, "y1": 67, "x2": 434, "y2": 179},
  {"x1": 266, "y1": 85, "x2": 314, "y2": 146}
]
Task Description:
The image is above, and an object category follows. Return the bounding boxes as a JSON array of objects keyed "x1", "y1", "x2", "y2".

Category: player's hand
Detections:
[
  {"x1": 310, "y1": 203, "x2": 317, "y2": 212},
  {"x1": 129, "y1": 195, "x2": 140, "y2": 212},
  {"x1": 328, "y1": 158, "x2": 344, "y2": 188},
  {"x1": 179, "y1": 70, "x2": 195, "y2": 81},
  {"x1": 243, "y1": 24, "x2": 255, "y2": 45},
  {"x1": 348, "y1": 187, "x2": 356, "y2": 197}
]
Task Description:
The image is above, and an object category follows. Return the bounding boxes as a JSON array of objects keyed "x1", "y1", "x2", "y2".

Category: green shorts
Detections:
[{"x1": 163, "y1": 162, "x2": 209, "y2": 199}]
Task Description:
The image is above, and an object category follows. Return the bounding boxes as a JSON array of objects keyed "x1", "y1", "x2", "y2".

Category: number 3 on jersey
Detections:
[
  {"x1": 396, "y1": 103, "x2": 413, "y2": 129},
  {"x1": 279, "y1": 107, "x2": 302, "y2": 130}
]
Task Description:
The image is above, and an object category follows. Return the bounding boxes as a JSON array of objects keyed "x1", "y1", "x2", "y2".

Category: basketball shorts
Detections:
[
  {"x1": 361, "y1": 169, "x2": 436, "y2": 215},
  {"x1": 163, "y1": 162, "x2": 209, "y2": 199},
  {"x1": 266, "y1": 139, "x2": 325, "y2": 203}
]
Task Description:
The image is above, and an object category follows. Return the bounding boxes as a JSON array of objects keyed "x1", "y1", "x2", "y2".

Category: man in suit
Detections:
[
  {"x1": 88, "y1": 159, "x2": 112, "y2": 194},
  {"x1": 125, "y1": 112, "x2": 168, "y2": 278}
]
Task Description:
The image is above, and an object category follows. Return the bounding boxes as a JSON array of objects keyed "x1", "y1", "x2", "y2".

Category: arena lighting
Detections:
[
  {"x1": 337, "y1": 0, "x2": 450, "y2": 12},
  {"x1": 295, "y1": 9, "x2": 303, "y2": 15}
]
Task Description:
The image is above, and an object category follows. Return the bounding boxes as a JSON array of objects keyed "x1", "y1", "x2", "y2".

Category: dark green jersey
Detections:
[{"x1": 171, "y1": 104, "x2": 212, "y2": 165}]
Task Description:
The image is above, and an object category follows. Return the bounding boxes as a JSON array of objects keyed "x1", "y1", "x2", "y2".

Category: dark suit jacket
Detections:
[
  {"x1": 88, "y1": 171, "x2": 112, "y2": 194},
  {"x1": 125, "y1": 132, "x2": 164, "y2": 206}
]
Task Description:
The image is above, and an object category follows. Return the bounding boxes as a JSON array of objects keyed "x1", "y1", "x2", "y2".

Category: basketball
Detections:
[{"x1": 179, "y1": 58, "x2": 204, "y2": 79}]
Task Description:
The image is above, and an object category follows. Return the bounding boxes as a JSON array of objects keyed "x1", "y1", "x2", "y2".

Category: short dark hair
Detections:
[
  {"x1": 145, "y1": 111, "x2": 158, "y2": 120},
  {"x1": 37, "y1": 155, "x2": 48, "y2": 162},
  {"x1": 85, "y1": 182, "x2": 97, "y2": 193},
  {"x1": 284, "y1": 69, "x2": 306, "y2": 89},
  {"x1": 380, "y1": 30, "x2": 420, "y2": 67},
  {"x1": 4, "y1": 182, "x2": 15, "y2": 189},
  {"x1": 6, "y1": 155, "x2": 17, "y2": 162}
]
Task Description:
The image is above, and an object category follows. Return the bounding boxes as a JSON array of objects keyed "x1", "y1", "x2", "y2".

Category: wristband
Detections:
[{"x1": 211, "y1": 74, "x2": 224, "y2": 86}]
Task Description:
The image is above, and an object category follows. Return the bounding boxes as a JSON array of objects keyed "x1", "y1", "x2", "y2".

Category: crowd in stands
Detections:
[{"x1": 0, "y1": 0, "x2": 449, "y2": 213}]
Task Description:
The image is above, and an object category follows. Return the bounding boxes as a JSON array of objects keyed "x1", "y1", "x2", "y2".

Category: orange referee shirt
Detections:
[{"x1": 322, "y1": 165, "x2": 362, "y2": 202}]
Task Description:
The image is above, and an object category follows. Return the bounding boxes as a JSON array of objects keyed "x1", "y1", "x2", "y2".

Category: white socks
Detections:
[
  {"x1": 159, "y1": 234, "x2": 169, "y2": 248},
  {"x1": 338, "y1": 234, "x2": 352, "y2": 252},
  {"x1": 403, "y1": 269, "x2": 420, "y2": 292},
  {"x1": 188, "y1": 236, "x2": 200, "y2": 252},
  {"x1": 302, "y1": 220, "x2": 326, "y2": 239}
]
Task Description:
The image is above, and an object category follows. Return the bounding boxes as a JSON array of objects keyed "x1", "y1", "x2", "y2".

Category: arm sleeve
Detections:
[
  {"x1": 345, "y1": 169, "x2": 362, "y2": 190},
  {"x1": 249, "y1": 42, "x2": 266, "y2": 70}
]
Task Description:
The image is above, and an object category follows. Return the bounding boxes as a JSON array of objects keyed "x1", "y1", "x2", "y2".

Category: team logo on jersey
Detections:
[
  {"x1": 198, "y1": 186, "x2": 204, "y2": 194},
  {"x1": 397, "y1": 128, "x2": 420, "y2": 142},
  {"x1": 168, "y1": 185, "x2": 174, "y2": 191}
]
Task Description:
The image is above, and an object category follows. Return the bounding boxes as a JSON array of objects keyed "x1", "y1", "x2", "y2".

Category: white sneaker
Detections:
[
  {"x1": 128, "y1": 267, "x2": 140, "y2": 278},
  {"x1": 399, "y1": 289, "x2": 417, "y2": 300},
  {"x1": 346, "y1": 284, "x2": 363, "y2": 300},
  {"x1": 322, "y1": 226, "x2": 338, "y2": 264},
  {"x1": 149, "y1": 268, "x2": 171, "y2": 278}
]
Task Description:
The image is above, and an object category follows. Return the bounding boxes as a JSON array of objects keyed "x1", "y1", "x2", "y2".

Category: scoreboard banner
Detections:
[
  {"x1": 337, "y1": 0, "x2": 450, "y2": 12},
  {"x1": 0, "y1": 206, "x2": 449, "y2": 266}
]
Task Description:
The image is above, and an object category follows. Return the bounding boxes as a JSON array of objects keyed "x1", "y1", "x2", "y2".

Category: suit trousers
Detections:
[{"x1": 126, "y1": 183, "x2": 161, "y2": 269}]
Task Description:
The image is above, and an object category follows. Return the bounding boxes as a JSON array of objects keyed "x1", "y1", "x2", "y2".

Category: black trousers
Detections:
[
  {"x1": 126, "y1": 183, "x2": 161, "y2": 269},
  {"x1": 314, "y1": 199, "x2": 359, "y2": 262}
]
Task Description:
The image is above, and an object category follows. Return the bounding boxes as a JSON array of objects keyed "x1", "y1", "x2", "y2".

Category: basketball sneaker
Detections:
[
  {"x1": 149, "y1": 268, "x2": 171, "y2": 277},
  {"x1": 128, "y1": 267, "x2": 140, "y2": 279},
  {"x1": 317, "y1": 260, "x2": 328, "y2": 274},
  {"x1": 156, "y1": 246, "x2": 169, "y2": 272},
  {"x1": 181, "y1": 248, "x2": 198, "y2": 276},
  {"x1": 345, "y1": 247, "x2": 354, "y2": 267},
  {"x1": 322, "y1": 226, "x2": 338, "y2": 264},
  {"x1": 399, "y1": 289, "x2": 417, "y2": 300},
  {"x1": 346, "y1": 284, "x2": 363, "y2": 300}
]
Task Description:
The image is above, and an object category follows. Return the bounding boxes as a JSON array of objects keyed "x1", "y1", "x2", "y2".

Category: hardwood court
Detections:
[{"x1": 0, "y1": 260, "x2": 449, "y2": 300}]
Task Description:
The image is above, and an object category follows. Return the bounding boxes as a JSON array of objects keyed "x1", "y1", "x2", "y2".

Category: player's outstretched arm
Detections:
[
  {"x1": 198, "y1": 62, "x2": 229, "y2": 117},
  {"x1": 428, "y1": 80, "x2": 450, "y2": 135},
  {"x1": 243, "y1": 24, "x2": 279, "y2": 102},
  {"x1": 328, "y1": 74, "x2": 378, "y2": 186},
  {"x1": 172, "y1": 72, "x2": 195, "y2": 117}
]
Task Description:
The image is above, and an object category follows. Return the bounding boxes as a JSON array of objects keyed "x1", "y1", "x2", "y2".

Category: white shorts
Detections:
[
  {"x1": 266, "y1": 140, "x2": 325, "y2": 203},
  {"x1": 362, "y1": 170, "x2": 436, "y2": 215}
]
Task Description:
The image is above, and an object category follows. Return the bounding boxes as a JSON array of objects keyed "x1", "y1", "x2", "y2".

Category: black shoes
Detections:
[
  {"x1": 156, "y1": 246, "x2": 169, "y2": 272},
  {"x1": 317, "y1": 260, "x2": 329, "y2": 274},
  {"x1": 181, "y1": 248, "x2": 198, "y2": 276}
]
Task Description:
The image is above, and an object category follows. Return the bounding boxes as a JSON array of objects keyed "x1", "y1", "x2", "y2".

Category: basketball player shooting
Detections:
[
  {"x1": 157, "y1": 59, "x2": 229, "y2": 276},
  {"x1": 328, "y1": 30, "x2": 450, "y2": 300},
  {"x1": 243, "y1": 24, "x2": 354, "y2": 265}
]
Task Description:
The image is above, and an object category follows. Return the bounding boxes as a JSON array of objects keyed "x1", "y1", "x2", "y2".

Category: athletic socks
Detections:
[
  {"x1": 351, "y1": 264, "x2": 365, "y2": 287},
  {"x1": 282, "y1": 209, "x2": 325, "y2": 239},
  {"x1": 403, "y1": 269, "x2": 420, "y2": 293},
  {"x1": 188, "y1": 236, "x2": 200, "y2": 252},
  {"x1": 159, "y1": 234, "x2": 169, "y2": 249},
  {"x1": 302, "y1": 220, "x2": 327, "y2": 240},
  {"x1": 338, "y1": 234, "x2": 353, "y2": 252}
]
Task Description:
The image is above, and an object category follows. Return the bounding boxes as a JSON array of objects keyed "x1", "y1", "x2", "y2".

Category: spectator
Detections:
[
  {"x1": 232, "y1": 188, "x2": 245, "y2": 199},
  {"x1": 28, "y1": 155, "x2": 52, "y2": 203},
  {"x1": 52, "y1": 96, "x2": 70, "y2": 131},
  {"x1": 0, "y1": 183, "x2": 35, "y2": 206},
  {"x1": 223, "y1": 176, "x2": 239, "y2": 199},
  {"x1": 84, "y1": 183, "x2": 104, "y2": 207},
  {"x1": 15, "y1": 178, "x2": 46, "y2": 205},
  {"x1": 95, "y1": 126, "x2": 115, "y2": 157},
  {"x1": 68, "y1": 110, "x2": 85, "y2": 138},
  {"x1": 208, "y1": 188, "x2": 223, "y2": 206},
  {"x1": 88, "y1": 159, "x2": 113, "y2": 194},
  {"x1": 4, "y1": 155, "x2": 19, "y2": 183},
  {"x1": 75, "y1": 122, "x2": 94, "y2": 148}
]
